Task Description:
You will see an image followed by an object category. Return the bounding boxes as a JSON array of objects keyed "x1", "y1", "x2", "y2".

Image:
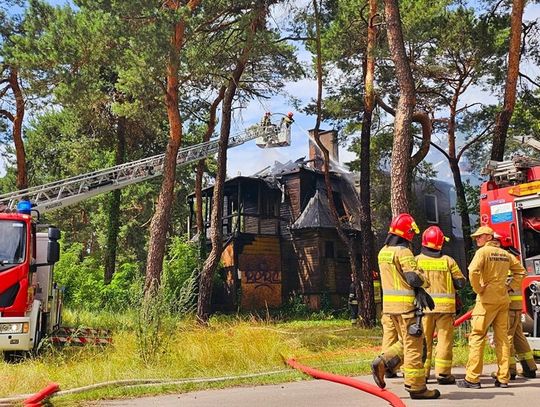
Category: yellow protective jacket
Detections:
[
  {"x1": 415, "y1": 253, "x2": 465, "y2": 314},
  {"x1": 506, "y1": 253, "x2": 526, "y2": 311},
  {"x1": 378, "y1": 245, "x2": 428, "y2": 314},
  {"x1": 468, "y1": 241, "x2": 525, "y2": 305}
]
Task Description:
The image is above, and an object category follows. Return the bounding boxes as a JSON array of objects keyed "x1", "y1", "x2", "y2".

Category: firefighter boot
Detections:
[
  {"x1": 407, "y1": 386, "x2": 441, "y2": 400},
  {"x1": 371, "y1": 357, "x2": 386, "y2": 389},
  {"x1": 520, "y1": 361, "x2": 537, "y2": 378},
  {"x1": 491, "y1": 371, "x2": 516, "y2": 380},
  {"x1": 437, "y1": 374, "x2": 456, "y2": 385}
]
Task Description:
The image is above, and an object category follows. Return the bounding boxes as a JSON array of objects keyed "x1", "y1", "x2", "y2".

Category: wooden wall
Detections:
[
  {"x1": 289, "y1": 229, "x2": 355, "y2": 309},
  {"x1": 237, "y1": 235, "x2": 282, "y2": 310}
]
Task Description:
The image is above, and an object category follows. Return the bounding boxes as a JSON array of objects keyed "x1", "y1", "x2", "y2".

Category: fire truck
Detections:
[
  {"x1": 0, "y1": 121, "x2": 290, "y2": 360},
  {"x1": 479, "y1": 136, "x2": 540, "y2": 356}
]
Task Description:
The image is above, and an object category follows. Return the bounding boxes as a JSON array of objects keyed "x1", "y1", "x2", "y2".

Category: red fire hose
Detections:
[
  {"x1": 433, "y1": 309, "x2": 473, "y2": 339},
  {"x1": 23, "y1": 383, "x2": 60, "y2": 406},
  {"x1": 286, "y1": 358, "x2": 406, "y2": 407},
  {"x1": 454, "y1": 310, "x2": 473, "y2": 326}
]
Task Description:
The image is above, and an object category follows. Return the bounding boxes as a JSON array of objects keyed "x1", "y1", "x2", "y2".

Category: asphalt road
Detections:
[{"x1": 93, "y1": 364, "x2": 540, "y2": 407}]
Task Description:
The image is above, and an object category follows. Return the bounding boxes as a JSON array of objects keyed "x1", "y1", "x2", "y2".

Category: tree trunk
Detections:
[
  {"x1": 8, "y1": 68, "x2": 28, "y2": 190},
  {"x1": 384, "y1": 0, "x2": 416, "y2": 216},
  {"x1": 357, "y1": 0, "x2": 378, "y2": 327},
  {"x1": 144, "y1": 15, "x2": 187, "y2": 295},
  {"x1": 195, "y1": 86, "x2": 225, "y2": 258},
  {"x1": 197, "y1": 6, "x2": 265, "y2": 323},
  {"x1": 491, "y1": 0, "x2": 524, "y2": 161},
  {"x1": 449, "y1": 157, "x2": 473, "y2": 266},
  {"x1": 104, "y1": 116, "x2": 126, "y2": 284}
]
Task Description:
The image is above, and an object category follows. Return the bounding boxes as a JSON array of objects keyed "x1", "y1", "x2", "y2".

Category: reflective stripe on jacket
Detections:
[
  {"x1": 373, "y1": 279, "x2": 382, "y2": 303},
  {"x1": 507, "y1": 254, "x2": 525, "y2": 310},
  {"x1": 378, "y1": 245, "x2": 423, "y2": 314},
  {"x1": 416, "y1": 254, "x2": 464, "y2": 314}
]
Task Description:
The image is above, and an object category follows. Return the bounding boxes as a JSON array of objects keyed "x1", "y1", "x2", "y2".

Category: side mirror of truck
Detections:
[
  {"x1": 48, "y1": 227, "x2": 61, "y2": 242},
  {"x1": 47, "y1": 227, "x2": 61, "y2": 264}
]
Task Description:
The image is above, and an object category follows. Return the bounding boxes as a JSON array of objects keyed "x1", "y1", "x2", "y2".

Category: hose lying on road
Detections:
[
  {"x1": 23, "y1": 383, "x2": 60, "y2": 407},
  {"x1": 0, "y1": 370, "x2": 292, "y2": 406},
  {"x1": 286, "y1": 358, "x2": 406, "y2": 407}
]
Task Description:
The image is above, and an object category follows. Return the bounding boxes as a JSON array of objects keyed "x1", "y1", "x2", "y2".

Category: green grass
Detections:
[{"x1": 0, "y1": 311, "x2": 493, "y2": 405}]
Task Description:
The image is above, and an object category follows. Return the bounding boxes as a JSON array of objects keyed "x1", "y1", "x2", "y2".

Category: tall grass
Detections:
[
  {"x1": 0, "y1": 311, "x2": 491, "y2": 404},
  {"x1": 0, "y1": 313, "x2": 381, "y2": 402}
]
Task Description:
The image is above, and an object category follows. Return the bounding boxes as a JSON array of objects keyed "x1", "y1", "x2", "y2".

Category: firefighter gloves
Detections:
[{"x1": 414, "y1": 287, "x2": 435, "y2": 311}]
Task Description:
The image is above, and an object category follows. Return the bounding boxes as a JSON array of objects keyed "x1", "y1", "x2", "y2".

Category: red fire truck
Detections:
[
  {"x1": 479, "y1": 137, "x2": 540, "y2": 356},
  {"x1": 0, "y1": 122, "x2": 289, "y2": 360}
]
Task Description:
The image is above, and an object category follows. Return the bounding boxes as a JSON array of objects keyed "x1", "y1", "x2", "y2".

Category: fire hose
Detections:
[
  {"x1": 22, "y1": 383, "x2": 60, "y2": 407},
  {"x1": 286, "y1": 358, "x2": 406, "y2": 407},
  {"x1": 433, "y1": 309, "x2": 472, "y2": 339}
]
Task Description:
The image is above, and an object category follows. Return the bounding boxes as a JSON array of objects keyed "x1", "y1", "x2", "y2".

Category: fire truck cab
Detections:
[
  {"x1": 480, "y1": 153, "x2": 540, "y2": 356},
  {"x1": 0, "y1": 201, "x2": 62, "y2": 359}
]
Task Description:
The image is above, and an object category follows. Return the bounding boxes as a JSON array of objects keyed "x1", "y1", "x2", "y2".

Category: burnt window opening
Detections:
[
  {"x1": 332, "y1": 192, "x2": 347, "y2": 218},
  {"x1": 424, "y1": 194, "x2": 438, "y2": 224},
  {"x1": 325, "y1": 241, "x2": 335, "y2": 258}
]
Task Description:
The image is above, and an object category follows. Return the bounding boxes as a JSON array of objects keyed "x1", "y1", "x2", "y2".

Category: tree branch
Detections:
[
  {"x1": 412, "y1": 133, "x2": 450, "y2": 161},
  {"x1": 457, "y1": 122, "x2": 494, "y2": 162},
  {"x1": 519, "y1": 71, "x2": 540, "y2": 88},
  {"x1": 0, "y1": 109, "x2": 14, "y2": 122},
  {"x1": 456, "y1": 102, "x2": 483, "y2": 114},
  {"x1": 376, "y1": 96, "x2": 432, "y2": 167}
]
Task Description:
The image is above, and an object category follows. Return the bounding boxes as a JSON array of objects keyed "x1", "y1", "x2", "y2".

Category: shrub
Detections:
[
  {"x1": 53, "y1": 243, "x2": 140, "y2": 311},
  {"x1": 162, "y1": 236, "x2": 200, "y2": 313},
  {"x1": 53, "y1": 236, "x2": 200, "y2": 314}
]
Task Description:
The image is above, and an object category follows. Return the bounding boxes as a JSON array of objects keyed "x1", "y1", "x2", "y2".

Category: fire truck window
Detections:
[
  {"x1": 0, "y1": 221, "x2": 26, "y2": 264},
  {"x1": 524, "y1": 229, "x2": 540, "y2": 259},
  {"x1": 424, "y1": 194, "x2": 438, "y2": 224}
]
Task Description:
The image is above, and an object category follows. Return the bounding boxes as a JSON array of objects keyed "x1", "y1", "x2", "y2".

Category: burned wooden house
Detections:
[{"x1": 188, "y1": 130, "x2": 362, "y2": 311}]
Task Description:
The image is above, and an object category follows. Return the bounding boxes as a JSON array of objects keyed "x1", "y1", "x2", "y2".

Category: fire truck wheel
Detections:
[{"x1": 3, "y1": 350, "x2": 24, "y2": 363}]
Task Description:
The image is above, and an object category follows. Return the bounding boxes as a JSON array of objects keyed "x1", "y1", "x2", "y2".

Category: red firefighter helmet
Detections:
[
  {"x1": 388, "y1": 213, "x2": 419, "y2": 242},
  {"x1": 422, "y1": 226, "x2": 449, "y2": 250},
  {"x1": 493, "y1": 232, "x2": 512, "y2": 248}
]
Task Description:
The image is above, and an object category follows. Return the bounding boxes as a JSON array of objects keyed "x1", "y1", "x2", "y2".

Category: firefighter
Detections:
[
  {"x1": 261, "y1": 111, "x2": 272, "y2": 127},
  {"x1": 416, "y1": 226, "x2": 466, "y2": 385},
  {"x1": 280, "y1": 112, "x2": 294, "y2": 129},
  {"x1": 348, "y1": 274, "x2": 359, "y2": 325},
  {"x1": 457, "y1": 226, "x2": 525, "y2": 389},
  {"x1": 371, "y1": 213, "x2": 441, "y2": 400},
  {"x1": 493, "y1": 235, "x2": 536, "y2": 380}
]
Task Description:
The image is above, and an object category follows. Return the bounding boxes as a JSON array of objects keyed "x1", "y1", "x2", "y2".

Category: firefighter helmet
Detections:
[
  {"x1": 421, "y1": 226, "x2": 449, "y2": 250},
  {"x1": 287, "y1": 112, "x2": 294, "y2": 118},
  {"x1": 388, "y1": 213, "x2": 419, "y2": 241},
  {"x1": 494, "y1": 232, "x2": 512, "y2": 248}
]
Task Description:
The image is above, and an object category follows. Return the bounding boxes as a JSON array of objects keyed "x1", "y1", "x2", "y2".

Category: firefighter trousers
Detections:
[
  {"x1": 508, "y1": 310, "x2": 537, "y2": 375},
  {"x1": 423, "y1": 313, "x2": 454, "y2": 378},
  {"x1": 381, "y1": 313, "x2": 400, "y2": 352},
  {"x1": 379, "y1": 313, "x2": 426, "y2": 392},
  {"x1": 465, "y1": 302, "x2": 510, "y2": 384}
]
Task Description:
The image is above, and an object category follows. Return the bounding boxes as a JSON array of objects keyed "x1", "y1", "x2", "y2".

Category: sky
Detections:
[{"x1": 1, "y1": 1, "x2": 540, "y2": 186}]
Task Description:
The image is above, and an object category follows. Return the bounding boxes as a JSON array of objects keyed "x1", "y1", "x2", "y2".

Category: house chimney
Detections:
[{"x1": 308, "y1": 129, "x2": 339, "y2": 171}]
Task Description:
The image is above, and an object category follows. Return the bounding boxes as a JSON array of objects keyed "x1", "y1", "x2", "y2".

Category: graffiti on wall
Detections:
[{"x1": 239, "y1": 254, "x2": 282, "y2": 309}]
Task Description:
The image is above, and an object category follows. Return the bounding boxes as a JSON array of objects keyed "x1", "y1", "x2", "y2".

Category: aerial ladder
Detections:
[
  {"x1": 0, "y1": 120, "x2": 290, "y2": 359},
  {"x1": 0, "y1": 123, "x2": 290, "y2": 213}
]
